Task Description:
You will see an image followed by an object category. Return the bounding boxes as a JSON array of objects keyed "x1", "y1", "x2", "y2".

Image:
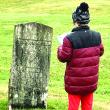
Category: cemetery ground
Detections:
[{"x1": 0, "y1": 0, "x2": 110, "y2": 110}]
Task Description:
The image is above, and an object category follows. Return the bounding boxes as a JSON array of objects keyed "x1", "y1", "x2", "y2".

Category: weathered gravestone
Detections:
[{"x1": 8, "y1": 22, "x2": 53, "y2": 110}]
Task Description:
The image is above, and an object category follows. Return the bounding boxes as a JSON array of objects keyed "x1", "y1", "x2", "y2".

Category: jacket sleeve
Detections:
[
  {"x1": 99, "y1": 43, "x2": 104, "y2": 56},
  {"x1": 57, "y1": 37, "x2": 72, "y2": 63},
  {"x1": 99, "y1": 36, "x2": 104, "y2": 56}
]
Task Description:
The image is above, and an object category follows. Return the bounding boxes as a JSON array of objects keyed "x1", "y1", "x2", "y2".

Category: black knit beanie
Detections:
[{"x1": 72, "y1": 2, "x2": 90, "y2": 24}]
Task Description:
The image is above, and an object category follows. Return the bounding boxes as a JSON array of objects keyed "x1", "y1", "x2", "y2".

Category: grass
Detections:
[{"x1": 0, "y1": 0, "x2": 110, "y2": 110}]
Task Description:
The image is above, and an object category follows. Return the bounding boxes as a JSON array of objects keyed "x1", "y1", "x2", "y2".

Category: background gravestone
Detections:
[{"x1": 8, "y1": 22, "x2": 53, "y2": 109}]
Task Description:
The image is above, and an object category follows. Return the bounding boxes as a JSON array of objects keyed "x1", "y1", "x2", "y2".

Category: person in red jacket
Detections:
[{"x1": 57, "y1": 2, "x2": 104, "y2": 110}]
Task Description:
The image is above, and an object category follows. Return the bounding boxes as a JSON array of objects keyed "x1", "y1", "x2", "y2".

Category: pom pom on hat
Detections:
[
  {"x1": 72, "y1": 2, "x2": 90, "y2": 24},
  {"x1": 79, "y1": 2, "x2": 89, "y2": 12}
]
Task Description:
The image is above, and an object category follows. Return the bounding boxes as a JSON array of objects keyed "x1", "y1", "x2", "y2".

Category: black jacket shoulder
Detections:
[{"x1": 67, "y1": 30, "x2": 101, "y2": 49}]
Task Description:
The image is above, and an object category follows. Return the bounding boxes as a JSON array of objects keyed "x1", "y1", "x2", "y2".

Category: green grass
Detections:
[{"x1": 0, "y1": 0, "x2": 110, "y2": 110}]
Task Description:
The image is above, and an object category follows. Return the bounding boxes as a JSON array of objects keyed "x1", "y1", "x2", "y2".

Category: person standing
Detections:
[{"x1": 57, "y1": 2, "x2": 104, "y2": 110}]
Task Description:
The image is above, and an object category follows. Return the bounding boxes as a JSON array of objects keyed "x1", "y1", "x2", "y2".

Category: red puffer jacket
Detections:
[{"x1": 57, "y1": 26, "x2": 104, "y2": 95}]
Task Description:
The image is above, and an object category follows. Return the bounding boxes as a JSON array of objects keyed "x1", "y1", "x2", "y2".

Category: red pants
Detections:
[{"x1": 68, "y1": 93, "x2": 93, "y2": 110}]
